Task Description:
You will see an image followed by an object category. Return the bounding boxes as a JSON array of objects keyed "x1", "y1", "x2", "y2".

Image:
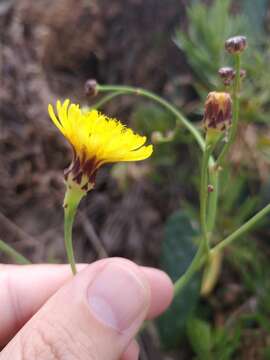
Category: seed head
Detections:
[
  {"x1": 85, "y1": 79, "x2": 98, "y2": 97},
  {"x1": 225, "y1": 36, "x2": 247, "y2": 54},
  {"x1": 203, "y1": 92, "x2": 232, "y2": 132}
]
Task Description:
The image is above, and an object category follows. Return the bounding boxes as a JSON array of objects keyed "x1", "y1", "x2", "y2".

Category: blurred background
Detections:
[{"x1": 1, "y1": 0, "x2": 270, "y2": 358}]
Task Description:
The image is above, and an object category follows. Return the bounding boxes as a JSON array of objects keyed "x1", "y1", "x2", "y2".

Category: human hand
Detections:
[{"x1": 0, "y1": 258, "x2": 173, "y2": 359}]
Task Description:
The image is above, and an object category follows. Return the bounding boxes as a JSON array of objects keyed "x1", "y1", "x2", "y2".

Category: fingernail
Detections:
[{"x1": 88, "y1": 263, "x2": 147, "y2": 331}]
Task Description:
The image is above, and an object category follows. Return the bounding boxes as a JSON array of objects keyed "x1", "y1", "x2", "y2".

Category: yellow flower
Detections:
[{"x1": 48, "y1": 99, "x2": 153, "y2": 191}]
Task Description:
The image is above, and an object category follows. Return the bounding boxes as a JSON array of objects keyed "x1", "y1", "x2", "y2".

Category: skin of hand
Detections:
[{"x1": 0, "y1": 258, "x2": 173, "y2": 360}]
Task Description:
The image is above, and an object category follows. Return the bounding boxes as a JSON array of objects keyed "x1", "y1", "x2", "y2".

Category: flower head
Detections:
[
  {"x1": 225, "y1": 36, "x2": 247, "y2": 54},
  {"x1": 48, "y1": 99, "x2": 153, "y2": 191},
  {"x1": 203, "y1": 92, "x2": 232, "y2": 137}
]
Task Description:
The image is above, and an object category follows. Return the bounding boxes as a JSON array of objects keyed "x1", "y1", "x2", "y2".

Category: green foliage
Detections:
[
  {"x1": 187, "y1": 317, "x2": 212, "y2": 359},
  {"x1": 242, "y1": 0, "x2": 268, "y2": 37},
  {"x1": 174, "y1": 0, "x2": 270, "y2": 123},
  {"x1": 156, "y1": 211, "x2": 201, "y2": 349},
  {"x1": 210, "y1": 326, "x2": 242, "y2": 360},
  {"x1": 132, "y1": 103, "x2": 175, "y2": 135},
  {"x1": 131, "y1": 103, "x2": 200, "y2": 188},
  {"x1": 187, "y1": 317, "x2": 241, "y2": 360},
  {"x1": 219, "y1": 168, "x2": 259, "y2": 230},
  {"x1": 174, "y1": 0, "x2": 248, "y2": 90}
]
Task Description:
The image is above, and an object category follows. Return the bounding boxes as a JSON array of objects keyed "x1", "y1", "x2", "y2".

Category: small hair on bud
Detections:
[
  {"x1": 225, "y1": 36, "x2": 247, "y2": 54},
  {"x1": 85, "y1": 79, "x2": 98, "y2": 97}
]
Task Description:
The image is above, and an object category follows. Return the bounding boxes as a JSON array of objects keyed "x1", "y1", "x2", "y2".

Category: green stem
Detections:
[
  {"x1": 89, "y1": 91, "x2": 126, "y2": 110},
  {"x1": 216, "y1": 54, "x2": 241, "y2": 166},
  {"x1": 207, "y1": 169, "x2": 219, "y2": 233},
  {"x1": 211, "y1": 203, "x2": 270, "y2": 255},
  {"x1": 64, "y1": 185, "x2": 85, "y2": 275},
  {"x1": 174, "y1": 241, "x2": 205, "y2": 296},
  {"x1": 0, "y1": 239, "x2": 31, "y2": 264},
  {"x1": 96, "y1": 84, "x2": 221, "y2": 294},
  {"x1": 96, "y1": 84, "x2": 219, "y2": 231},
  {"x1": 200, "y1": 145, "x2": 213, "y2": 255},
  {"x1": 96, "y1": 84, "x2": 206, "y2": 152},
  {"x1": 175, "y1": 203, "x2": 270, "y2": 295}
]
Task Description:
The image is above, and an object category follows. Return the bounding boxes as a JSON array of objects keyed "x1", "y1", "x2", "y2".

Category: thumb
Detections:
[{"x1": 1, "y1": 259, "x2": 151, "y2": 360}]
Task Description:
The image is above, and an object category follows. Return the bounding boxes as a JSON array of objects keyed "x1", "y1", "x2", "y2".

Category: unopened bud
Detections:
[
  {"x1": 85, "y1": 79, "x2": 98, "y2": 97},
  {"x1": 218, "y1": 67, "x2": 235, "y2": 85},
  {"x1": 203, "y1": 92, "x2": 232, "y2": 133},
  {"x1": 219, "y1": 67, "x2": 246, "y2": 85},
  {"x1": 208, "y1": 184, "x2": 214, "y2": 193},
  {"x1": 225, "y1": 36, "x2": 247, "y2": 54}
]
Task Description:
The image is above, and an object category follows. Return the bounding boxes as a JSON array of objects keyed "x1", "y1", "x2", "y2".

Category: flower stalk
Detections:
[
  {"x1": 200, "y1": 144, "x2": 215, "y2": 256},
  {"x1": 217, "y1": 53, "x2": 241, "y2": 167},
  {"x1": 48, "y1": 99, "x2": 153, "y2": 274},
  {"x1": 211, "y1": 203, "x2": 270, "y2": 255},
  {"x1": 63, "y1": 185, "x2": 86, "y2": 275},
  {"x1": 95, "y1": 84, "x2": 206, "y2": 152}
]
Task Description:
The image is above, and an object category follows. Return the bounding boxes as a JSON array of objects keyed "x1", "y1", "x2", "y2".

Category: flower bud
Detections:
[
  {"x1": 85, "y1": 79, "x2": 98, "y2": 97},
  {"x1": 218, "y1": 67, "x2": 235, "y2": 85},
  {"x1": 225, "y1": 36, "x2": 247, "y2": 54},
  {"x1": 218, "y1": 67, "x2": 246, "y2": 85},
  {"x1": 203, "y1": 92, "x2": 232, "y2": 133}
]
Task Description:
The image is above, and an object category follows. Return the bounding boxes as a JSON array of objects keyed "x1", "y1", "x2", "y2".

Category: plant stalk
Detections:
[
  {"x1": 200, "y1": 145, "x2": 213, "y2": 255},
  {"x1": 217, "y1": 53, "x2": 241, "y2": 166},
  {"x1": 96, "y1": 84, "x2": 206, "y2": 152},
  {"x1": 96, "y1": 84, "x2": 220, "y2": 234},
  {"x1": 211, "y1": 203, "x2": 270, "y2": 255},
  {"x1": 64, "y1": 185, "x2": 85, "y2": 275}
]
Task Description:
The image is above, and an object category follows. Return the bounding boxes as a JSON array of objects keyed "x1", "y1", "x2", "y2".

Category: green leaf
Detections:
[
  {"x1": 187, "y1": 317, "x2": 212, "y2": 359},
  {"x1": 156, "y1": 211, "x2": 201, "y2": 349}
]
